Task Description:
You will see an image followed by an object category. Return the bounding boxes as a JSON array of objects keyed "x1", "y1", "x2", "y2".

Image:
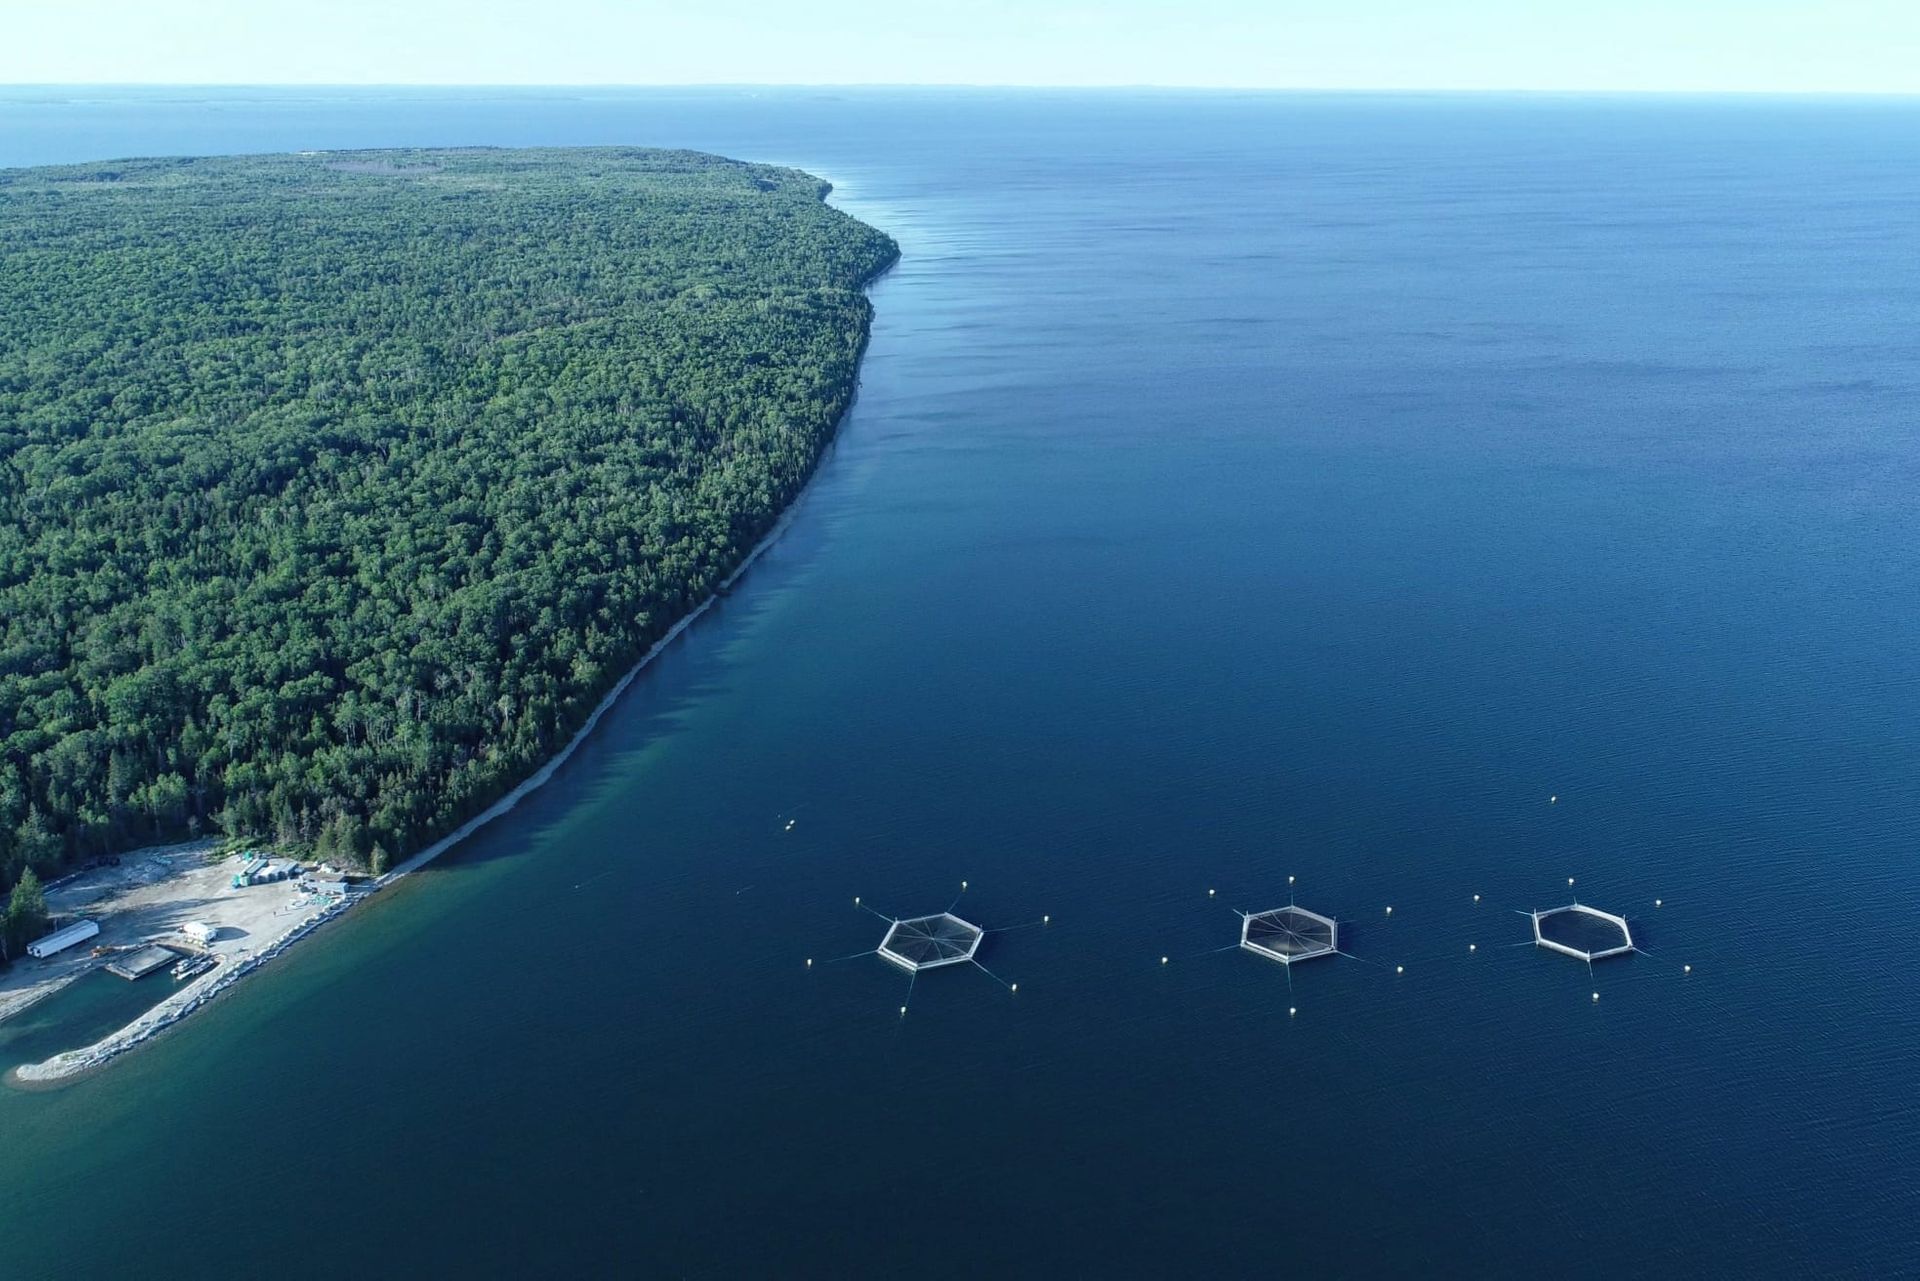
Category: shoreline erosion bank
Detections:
[{"x1": 7, "y1": 191, "x2": 896, "y2": 1087}]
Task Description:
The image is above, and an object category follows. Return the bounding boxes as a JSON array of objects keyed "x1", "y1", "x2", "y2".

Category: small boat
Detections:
[{"x1": 173, "y1": 955, "x2": 218, "y2": 983}]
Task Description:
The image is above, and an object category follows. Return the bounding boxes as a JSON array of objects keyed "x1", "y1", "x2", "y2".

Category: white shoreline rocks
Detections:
[{"x1": 12, "y1": 893, "x2": 350, "y2": 1083}]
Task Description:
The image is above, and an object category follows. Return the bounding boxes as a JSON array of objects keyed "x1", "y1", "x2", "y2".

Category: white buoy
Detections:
[
  {"x1": 1469, "y1": 943, "x2": 1477, "y2": 952},
  {"x1": 1568, "y1": 877, "x2": 1576, "y2": 886},
  {"x1": 1010, "y1": 983, "x2": 1019, "y2": 993},
  {"x1": 900, "y1": 1006, "x2": 908, "y2": 1016},
  {"x1": 1161, "y1": 956, "x2": 1169, "y2": 965},
  {"x1": 960, "y1": 880, "x2": 968, "y2": 890},
  {"x1": 1591, "y1": 992, "x2": 1599, "y2": 1002},
  {"x1": 1208, "y1": 888, "x2": 1215, "y2": 897},
  {"x1": 1396, "y1": 965, "x2": 1404, "y2": 974},
  {"x1": 805, "y1": 958, "x2": 813, "y2": 968},
  {"x1": 1043, "y1": 914, "x2": 1050, "y2": 924},
  {"x1": 1289, "y1": 1007, "x2": 1297, "y2": 1017},
  {"x1": 1473, "y1": 893, "x2": 1481, "y2": 903},
  {"x1": 1684, "y1": 964, "x2": 1692, "y2": 974},
  {"x1": 1550, "y1": 795, "x2": 1557, "y2": 804},
  {"x1": 1655, "y1": 899, "x2": 1663, "y2": 907},
  {"x1": 1289, "y1": 875, "x2": 1295, "y2": 885},
  {"x1": 1385, "y1": 906, "x2": 1393, "y2": 916},
  {"x1": 854, "y1": 896, "x2": 861, "y2": 905}
]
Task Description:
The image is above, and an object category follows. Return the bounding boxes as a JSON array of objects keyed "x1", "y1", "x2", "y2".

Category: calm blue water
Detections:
[{"x1": 2, "y1": 89, "x2": 1918, "y2": 1277}]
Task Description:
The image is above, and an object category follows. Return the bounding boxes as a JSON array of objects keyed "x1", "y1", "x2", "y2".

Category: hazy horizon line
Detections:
[{"x1": 5, "y1": 82, "x2": 1920, "y2": 99}]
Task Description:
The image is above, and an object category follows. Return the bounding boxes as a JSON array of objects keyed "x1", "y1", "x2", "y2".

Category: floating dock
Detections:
[{"x1": 106, "y1": 944, "x2": 181, "y2": 980}]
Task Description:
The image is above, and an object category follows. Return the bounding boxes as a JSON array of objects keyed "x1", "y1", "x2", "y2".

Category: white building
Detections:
[{"x1": 27, "y1": 919, "x2": 100, "y2": 959}]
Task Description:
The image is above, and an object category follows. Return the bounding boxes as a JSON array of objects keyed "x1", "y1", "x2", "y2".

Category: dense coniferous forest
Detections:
[{"x1": 0, "y1": 147, "x2": 897, "y2": 904}]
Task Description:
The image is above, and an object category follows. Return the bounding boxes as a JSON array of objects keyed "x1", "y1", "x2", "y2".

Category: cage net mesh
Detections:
[
  {"x1": 1533, "y1": 906, "x2": 1631, "y2": 958},
  {"x1": 880, "y1": 914, "x2": 982, "y2": 970},
  {"x1": 1244, "y1": 907, "x2": 1336, "y2": 960}
]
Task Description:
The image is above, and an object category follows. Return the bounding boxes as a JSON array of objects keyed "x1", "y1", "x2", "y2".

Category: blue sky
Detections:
[{"x1": 7, "y1": 0, "x2": 1918, "y2": 92}]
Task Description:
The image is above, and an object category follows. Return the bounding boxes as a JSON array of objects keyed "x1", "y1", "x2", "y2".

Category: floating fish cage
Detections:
[
  {"x1": 877, "y1": 913, "x2": 984, "y2": 973},
  {"x1": 1531, "y1": 904, "x2": 1633, "y2": 961},
  {"x1": 1240, "y1": 905, "x2": 1338, "y2": 965}
]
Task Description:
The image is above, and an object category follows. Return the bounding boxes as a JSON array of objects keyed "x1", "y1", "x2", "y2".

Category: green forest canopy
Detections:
[{"x1": 0, "y1": 146, "x2": 897, "y2": 900}]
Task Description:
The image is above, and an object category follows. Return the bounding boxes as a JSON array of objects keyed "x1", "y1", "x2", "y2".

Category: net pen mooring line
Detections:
[
  {"x1": 969, "y1": 957, "x2": 1015, "y2": 991},
  {"x1": 1628, "y1": 944, "x2": 1691, "y2": 976},
  {"x1": 883, "y1": 969, "x2": 921, "y2": 1046},
  {"x1": 1147, "y1": 942, "x2": 1243, "y2": 971},
  {"x1": 816, "y1": 948, "x2": 880, "y2": 966},
  {"x1": 984, "y1": 918, "x2": 1049, "y2": 934}
]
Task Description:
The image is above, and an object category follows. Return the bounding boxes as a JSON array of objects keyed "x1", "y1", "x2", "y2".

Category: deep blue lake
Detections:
[{"x1": 2, "y1": 88, "x2": 1917, "y2": 1277}]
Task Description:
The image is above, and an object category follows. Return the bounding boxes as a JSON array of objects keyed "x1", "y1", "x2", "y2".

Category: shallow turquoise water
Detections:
[
  {"x1": 1, "y1": 89, "x2": 1917, "y2": 1277},
  {"x1": 0, "y1": 970, "x2": 179, "y2": 1075}
]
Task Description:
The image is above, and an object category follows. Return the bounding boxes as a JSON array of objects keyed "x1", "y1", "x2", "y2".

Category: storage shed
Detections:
[{"x1": 27, "y1": 919, "x2": 101, "y2": 959}]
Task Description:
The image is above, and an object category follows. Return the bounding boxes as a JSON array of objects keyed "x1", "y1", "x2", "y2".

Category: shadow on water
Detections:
[
  {"x1": 413, "y1": 530, "x2": 825, "y2": 878},
  {"x1": 411, "y1": 365, "x2": 870, "y2": 885}
]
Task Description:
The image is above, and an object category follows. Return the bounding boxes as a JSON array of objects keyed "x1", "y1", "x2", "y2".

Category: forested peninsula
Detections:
[{"x1": 0, "y1": 147, "x2": 897, "y2": 928}]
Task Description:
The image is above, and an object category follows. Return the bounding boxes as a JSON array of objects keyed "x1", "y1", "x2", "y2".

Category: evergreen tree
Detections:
[
  {"x1": 4, "y1": 867, "x2": 49, "y2": 961},
  {"x1": 0, "y1": 147, "x2": 896, "y2": 905}
]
